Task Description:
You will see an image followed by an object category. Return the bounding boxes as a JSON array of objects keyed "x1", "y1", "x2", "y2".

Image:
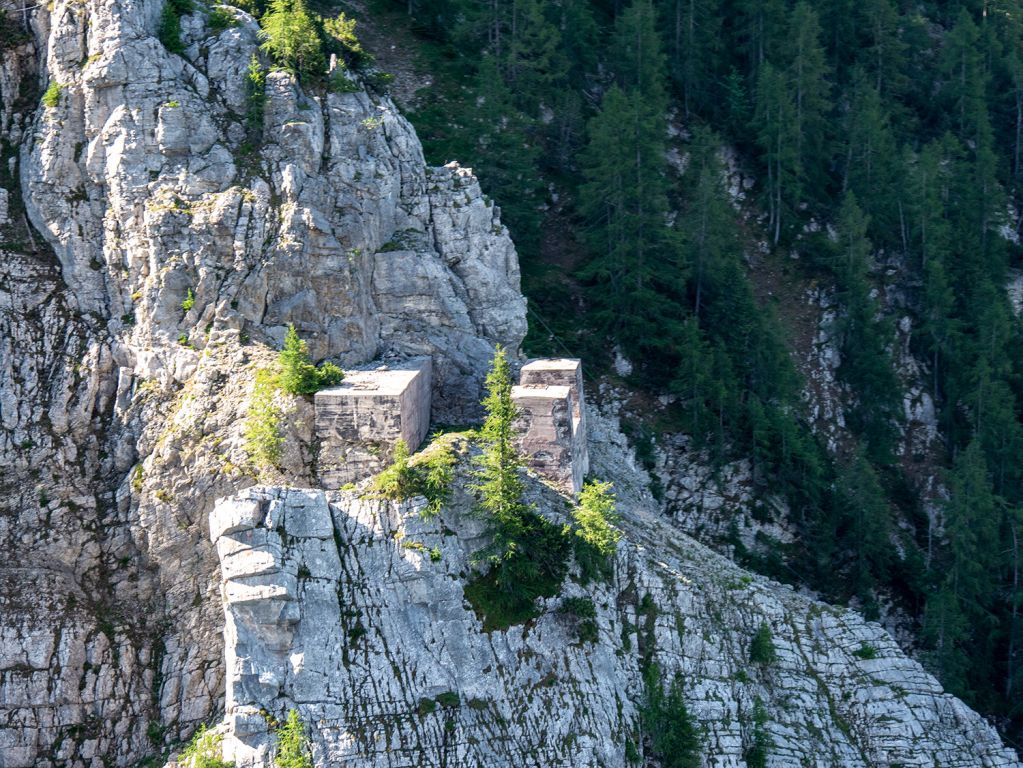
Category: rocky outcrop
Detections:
[
  {"x1": 0, "y1": 0, "x2": 525, "y2": 763},
  {"x1": 207, "y1": 412, "x2": 1020, "y2": 767}
]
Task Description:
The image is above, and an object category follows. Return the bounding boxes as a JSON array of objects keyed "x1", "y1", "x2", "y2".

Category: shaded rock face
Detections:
[
  {"x1": 0, "y1": 1, "x2": 524, "y2": 764},
  {"x1": 208, "y1": 413, "x2": 1020, "y2": 767}
]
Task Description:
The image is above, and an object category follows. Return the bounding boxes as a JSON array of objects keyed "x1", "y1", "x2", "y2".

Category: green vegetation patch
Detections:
[
  {"x1": 41, "y1": 81, "x2": 62, "y2": 109},
  {"x1": 749, "y1": 622, "x2": 777, "y2": 666},
  {"x1": 178, "y1": 723, "x2": 233, "y2": 768},
  {"x1": 641, "y1": 664, "x2": 701, "y2": 768},
  {"x1": 278, "y1": 324, "x2": 343, "y2": 395},
  {"x1": 370, "y1": 435, "x2": 457, "y2": 517},
  {"x1": 273, "y1": 709, "x2": 313, "y2": 768}
]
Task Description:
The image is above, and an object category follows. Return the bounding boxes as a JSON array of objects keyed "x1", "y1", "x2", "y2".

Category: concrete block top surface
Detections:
[
  {"x1": 511, "y1": 384, "x2": 572, "y2": 402},
  {"x1": 315, "y1": 357, "x2": 431, "y2": 399},
  {"x1": 521, "y1": 358, "x2": 581, "y2": 374}
]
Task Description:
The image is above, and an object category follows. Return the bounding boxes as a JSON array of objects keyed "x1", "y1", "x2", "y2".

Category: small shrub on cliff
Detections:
[
  {"x1": 274, "y1": 709, "x2": 313, "y2": 768},
  {"x1": 371, "y1": 438, "x2": 415, "y2": 499},
  {"x1": 179, "y1": 724, "x2": 233, "y2": 768},
  {"x1": 0, "y1": 10, "x2": 30, "y2": 50},
  {"x1": 417, "y1": 440, "x2": 457, "y2": 516},
  {"x1": 41, "y1": 81, "x2": 62, "y2": 109},
  {"x1": 278, "y1": 324, "x2": 343, "y2": 394},
  {"x1": 246, "y1": 54, "x2": 267, "y2": 136},
  {"x1": 743, "y1": 698, "x2": 772, "y2": 768},
  {"x1": 158, "y1": 0, "x2": 193, "y2": 55},
  {"x1": 560, "y1": 595, "x2": 598, "y2": 643},
  {"x1": 207, "y1": 5, "x2": 237, "y2": 34},
  {"x1": 572, "y1": 479, "x2": 622, "y2": 557},
  {"x1": 371, "y1": 436, "x2": 457, "y2": 517},
  {"x1": 321, "y1": 12, "x2": 369, "y2": 65},
  {"x1": 181, "y1": 287, "x2": 195, "y2": 314},
  {"x1": 641, "y1": 665, "x2": 701, "y2": 768},
  {"x1": 244, "y1": 368, "x2": 283, "y2": 469},
  {"x1": 749, "y1": 622, "x2": 777, "y2": 665}
]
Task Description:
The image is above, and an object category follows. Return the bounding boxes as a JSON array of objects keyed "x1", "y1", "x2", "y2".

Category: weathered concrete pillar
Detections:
[
  {"x1": 314, "y1": 358, "x2": 432, "y2": 488},
  {"x1": 511, "y1": 384, "x2": 579, "y2": 494},
  {"x1": 518, "y1": 359, "x2": 589, "y2": 484}
]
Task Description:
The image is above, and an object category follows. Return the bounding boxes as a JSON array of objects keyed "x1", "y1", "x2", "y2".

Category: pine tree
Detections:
[
  {"x1": 577, "y1": 83, "x2": 684, "y2": 356},
  {"x1": 259, "y1": 0, "x2": 324, "y2": 79},
  {"x1": 278, "y1": 325, "x2": 342, "y2": 395},
  {"x1": 754, "y1": 62, "x2": 797, "y2": 243},
  {"x1": 722, "y1": 67, "x2": 753, "y2": 143},
  {"x1": 274, "y1": 709, "x2": 313, "y2": 768},
  {"x1": 836, "y1": 449, "x2": 893, "y2": 610},
  {"x1": 672, "y1": 319, "x2": 716, "y2": 435},
  {"x1": 939, "y1": 9, "x2": 986, "y2": 140},
  {"x1": 1005, "y1": 504, "x2": 1023, "y2": 712},
  {"x1": 279, "y1": 324, "x2": 321, "y2": 395},
  {"x1": 683, "y1": 130, "x2": 742, "y2": 321},
  {"x1": 556, "y1": 0, "x2": 600, "y2": 83},
  {"x1": 573, "y1": 480, "x2": 622, "y2": 557},
  {"x1": 657, "y1": 0, "x2": 723, "y2": 116},
  {"x1": 924, "y1": 441, "x2": 1002, "y2": 702},
  {"x1": 246, "y1": 53, "x2": 266, "y2": 138},
  {"x1": 472, "y1": 55, "x2": 543, "y2": 246},
  {"x1": 734, "y1": 0, "x2": 787, "y2": 75},
  {"x1": 786, "y1": 1, "x2": 831, "y2": 208},
  {"x1": 833, "y1": 193, "x2": 901, "y2": 459},
  {"x1": 474, "y1": 345, "x2": 528, "y2": 567},
  {"x1": 845, "y1": 75, "x2": 902, "y2": 248},
  {"x1": 611, "y1": 0, "x2": 669, "y2": 114},
  {"x1": 921, "y1": 258, "x2": 958, "y2": 403},
  {"x1": 507, "y1": 0, "x2": 566, "y2": 108},
  {"x1": 858, "y1": 0, "x2": 908, "y2": 105}
]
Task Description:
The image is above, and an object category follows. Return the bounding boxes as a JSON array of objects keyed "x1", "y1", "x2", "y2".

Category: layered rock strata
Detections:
[
  {"x1": 0, "y1": 0, "x2": 524, "y2": 762},
  {"x1": 207, "y1": 412, "x2": 1021, "y2": 767}
]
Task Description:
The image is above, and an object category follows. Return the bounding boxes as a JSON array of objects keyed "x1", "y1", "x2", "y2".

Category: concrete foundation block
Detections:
[{"x1": 314, "y1": 358, "x2": 432, "y2": 487}]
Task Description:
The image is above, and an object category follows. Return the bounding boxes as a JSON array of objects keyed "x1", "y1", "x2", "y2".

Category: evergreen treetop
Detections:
[
  {"x1": 473, "y1": 345, "x2": 527, "y2": 564},
  {"x1": 259, "y1": 0, "x2": 323, "y2": 79}
]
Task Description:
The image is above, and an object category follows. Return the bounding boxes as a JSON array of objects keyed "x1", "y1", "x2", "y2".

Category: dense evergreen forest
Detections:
[{"x1": 353, "y1": 0, "x2": 1023, "y2": 745}]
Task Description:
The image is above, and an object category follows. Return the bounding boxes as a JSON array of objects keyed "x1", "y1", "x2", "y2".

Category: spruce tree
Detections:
[
  {"x1": 474, "y1": 345, "x2": 527, "y2": 567},
  {"x1": 577, "y1": 83, "x2": 683, "y2": 356},
  {"x1": 833, "y1": 193, "x2": 900, "y2": 460},
  {"x1": 754, "y1": 62, "x2": 797, "y2": 243},
  {"x1": 259, "y1": 0, "x2": 323, "y2": 79},
  {"x1": 786, "y1": 1, "x2": 831, "y2": 208},
  {"x1": 845, "y1": 76, "x2": 902, "y2": 248}
]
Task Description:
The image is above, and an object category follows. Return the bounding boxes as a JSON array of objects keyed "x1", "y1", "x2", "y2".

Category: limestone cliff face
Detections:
[
  {"x1": 0, "y1": 1, "x2": 523, "y2": 764},
  {"x1": 207, "y1": 413, "x2": 1020, "y2": 767}
]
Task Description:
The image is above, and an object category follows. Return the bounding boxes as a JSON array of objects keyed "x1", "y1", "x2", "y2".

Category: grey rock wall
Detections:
[
  {"x1": 206, "y1": 411, "x2": 1021, "y2": 767},
  {"x1": 0, "y1": 0, "x2": 525, "y2": 763}
]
